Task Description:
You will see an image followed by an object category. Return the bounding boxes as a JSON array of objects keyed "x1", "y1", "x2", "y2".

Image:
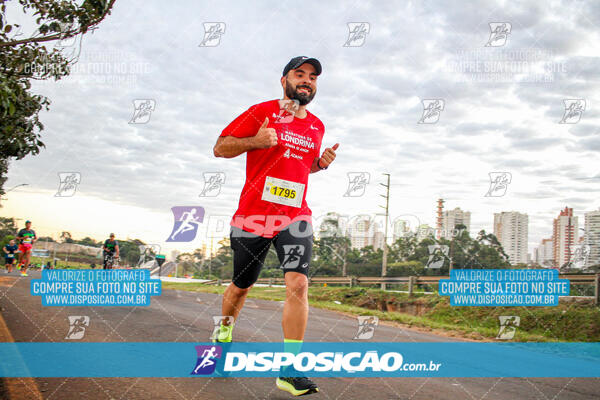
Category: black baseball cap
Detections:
[{"x1": 282, "y1": 56, "x2": 322, "y2": 77}]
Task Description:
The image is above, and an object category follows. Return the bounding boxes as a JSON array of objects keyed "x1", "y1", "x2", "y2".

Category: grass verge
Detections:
[{"x1": 161, "y1": 282, "x2": 600, "y2": 342}]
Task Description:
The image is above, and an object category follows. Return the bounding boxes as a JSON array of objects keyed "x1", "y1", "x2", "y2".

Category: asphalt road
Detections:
[{"x1": 1, "y1": 271, "x2": 599, "y2": 400}]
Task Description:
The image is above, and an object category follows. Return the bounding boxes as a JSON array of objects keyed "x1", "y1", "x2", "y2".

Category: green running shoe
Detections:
[
  {"x1": 212, "y1": 323, "x2": 233, "y2": 343},
  {"x1": 276, "y1": 376, "x2": 319, "y2": 396}
]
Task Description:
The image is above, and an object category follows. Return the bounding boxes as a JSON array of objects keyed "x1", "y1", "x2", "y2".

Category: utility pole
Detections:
[
  {"x1": 342, "y1": 246, "x2": 348, "y2": 277},
  {"x1": 379, "y1": 173, "x2": 390, "y2": 290},
  {"x1": 580, "y1": 228, "x2": 588, "y2": 269},
  {"x1": 52, "y1": 233, "x2": 57, "y2": 267},
  {"x1": 449, "y1": 239, "x2": 454, "y2": 273},
  {"x1": 209, "y1": 237, "x2": 213, "y2": 277}
]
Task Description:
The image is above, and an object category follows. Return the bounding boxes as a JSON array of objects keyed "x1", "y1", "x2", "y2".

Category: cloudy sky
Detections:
[{"x1": 2, "y1": 0, "x2": 599, "y2": 257}]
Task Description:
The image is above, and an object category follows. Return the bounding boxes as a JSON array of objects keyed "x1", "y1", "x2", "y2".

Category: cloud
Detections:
[{"x1": 4, "y1": 0, "x2": 599, "y2": 254}]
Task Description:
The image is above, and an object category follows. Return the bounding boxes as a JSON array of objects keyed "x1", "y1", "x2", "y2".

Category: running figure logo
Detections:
[
  {"x1": 55, "y1": 22, "x2": 78, "y2": 47},
  {"x1": 129, "y1": 99, "x2": 156, "y2": 124},
  {"x1": 281, "y1": 245, "x2": 305, "y2": 269},
  {"x1": 137, "y1": 244, "x2": 161, "y2": 267},
  {"x1": 55, "y1": 172, "x2": 81, "y2": 197},
  {"x1": 191, "y1": 345, "x2": 222, "y2": 375},
  {"x1": 418, "y1": 99, "x2": 444, "y2": 124},
  {"x1": 199, "y1": 172, "x2": 226, "y2": 197},
  {"x1": 485, "y1": 22, "x2": 511, "y2": 47},
  {"x1": 274, "y1": 99, "x2": 300, "y2": 123},
  {"x1": 426, "y1": 245, "x2": 449, "y2": 269},
  {"x1": 344, "y1": 22, "x2": 370, "y2": 47},
  {"x1": 199, "y1": 22, "x2": 226, "y2": 47},
  {"x1": 344, "y1": 172, "x2": 370, "y2": 197},
  {"x1": 55, "y1": 22, "x2": 82, "y2": 60},
  {"x1": 353, "y1": 316, "x2": 379, "y2": 340},
  {"x1": 559, "y1": 99, "x2": 586, "y2": 124},
  {"x1": 485, "y1": 172, "x2": 512, "y2": 197},
  {"x1": 496, "y1": 316, "x2": 520, "y2": 340},
  {"x1": 65, "y1": 316, "x2": 90, "y2": 340},
  {"x1": 167, "y1": 206, "x2": 205, "y2": 242},
  {"x1": 568, "y1": 245, "x2": 590, "y2": 270}
]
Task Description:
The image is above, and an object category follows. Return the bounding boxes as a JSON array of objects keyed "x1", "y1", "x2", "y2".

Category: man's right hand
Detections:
[{"x1": 252, "y1": 117, "x2": 278, "y2": 149}]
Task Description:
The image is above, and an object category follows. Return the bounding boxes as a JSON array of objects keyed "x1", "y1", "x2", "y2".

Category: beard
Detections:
[{"x1": 285, "y1": 81, "x2": 316, "y2": 106}]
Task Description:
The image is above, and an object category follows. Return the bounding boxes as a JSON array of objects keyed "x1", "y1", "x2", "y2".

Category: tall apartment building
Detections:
[
  {"x1": 346, "y1": 215, "x2": 386, "y2": 250},
  {"x1": 416, "y1": 224, "x2": 435, "y2": 242},
  {"x1": 534, "y1": 238, "x2": 554, "y2": 267},
  {"x1": 318, "y1": 212, "x2": 347, "y2": 238},
  {"x1": 493, "y1": 211, "x2": 529, "y2": 265},
  {"x1": 584, "y1": 208, "x2": 600, "y2": 268},
  {"x1": 392, "y1": 219, "x2": 408, "y2": 242},
  {"x1": 372, "y1": 231, "x2": 385, "y2": 251},
  {"x1": 552, "y1": 207, "x2": 579, "y2": 268},
  {"x1": 442, "y1": 207, "x2": 471, "y2": 235}
]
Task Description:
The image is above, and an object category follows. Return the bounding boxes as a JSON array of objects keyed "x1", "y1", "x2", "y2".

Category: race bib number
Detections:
[
  {"x1": 7, "y1": 254, "x2": 14, "y2": 258},
  {"x1": 261, "y1": 176, "x2": 304, "y2": 208}
]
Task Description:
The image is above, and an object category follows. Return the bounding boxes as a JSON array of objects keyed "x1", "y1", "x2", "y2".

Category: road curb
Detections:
[{"x1": 0, "y1": 278, "x2": 44, "y2": 400}]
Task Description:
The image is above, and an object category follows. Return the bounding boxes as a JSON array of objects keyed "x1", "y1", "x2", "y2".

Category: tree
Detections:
[
  {"x1": 59, "y1": 231, "x2": 72, "y2": 243},
  {"x1": 0, "y1": 0, "x2": 116, "y2": 195},
  {"x1": 473, "y1": 229, "x2": 511, "y2": 268},
  {"x1": 360, "y1": 245, "x2": 382, "y2": 264},
  {"x1": 0, "y1": 216, "x2": 17, "y2": 239},
  {"x1": 76, "y1": 236, "x2": 99, "y2": 246},
  {"x1": 386, "y1": 261, "x2": 425, "y2": 277},
  {"x1": 409, "y1": 237, "x2": 448, "y2": 273},
  {"x1": 211, "y1": 238, "x2": 235, "y2": 278},
  {"x1": 403, "y1": 226, "x2": 510, "y2": 273},
  {"x1": 314, "y1": 235, "x2": 351, "y2": 276},
  {"x1": 176, "y1": 253, "x2": 200, "y2": 277},
  {"x1": 389, "y1": 234, "x2": 418, "y2": 262},
  {"x1": 118, "y1": 239, "x2": 143, "y2": 268},
  {"x1": 0, "y1": 234, "x2": 15, "y2": 251}
]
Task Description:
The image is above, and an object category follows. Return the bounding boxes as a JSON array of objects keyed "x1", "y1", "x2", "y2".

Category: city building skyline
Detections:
[
  {"x1": 553, "y1": 207, "x2": 579, "y2": 268},
  {"x1": 584, "y1": 208, "x2": 600, "y2": 268},
  {"x1": 534, "y1": 238, "x2": 554, "y2": 267},
  {"x1": 314, "y1": 204, "x2": 597, "y2": 270},
  {"x1": 442, "y1": 207, "x2": 471, "y2": 237},
  {"x1": 493, "y1": 211, "x2": 529, "y2": 265}
]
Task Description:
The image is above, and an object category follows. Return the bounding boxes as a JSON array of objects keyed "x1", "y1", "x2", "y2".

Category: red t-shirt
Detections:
[{"x1": 220, "y1": 99, "x2": 325, "y2": 238}]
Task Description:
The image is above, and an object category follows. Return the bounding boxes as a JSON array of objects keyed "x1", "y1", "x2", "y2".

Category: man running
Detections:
[
  {"x1": 16, "y1": 220, "x2": 36, "y2": 277},
  {"x1": 213, "y1": 56, "x2": 338, "y2": 396},
  {"x1": 102, "y1": 233, "x2": 120, "y2": 269},
  {"x1": 3, "y1": 239, "x2": 18, "y2": 274}
]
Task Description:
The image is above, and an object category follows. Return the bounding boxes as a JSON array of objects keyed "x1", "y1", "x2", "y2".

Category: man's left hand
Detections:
[{"x1": 319, "y1": 143, "x2": 339, "y2": 169}]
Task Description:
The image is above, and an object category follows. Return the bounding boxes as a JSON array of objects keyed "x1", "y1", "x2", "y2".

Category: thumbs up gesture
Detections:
[
  {"x1": 318, "y1": 143, "x2": 339, "y2": 169},
  {"x1": 253, "y1": 117, "x2": 278, "y2": 148}
]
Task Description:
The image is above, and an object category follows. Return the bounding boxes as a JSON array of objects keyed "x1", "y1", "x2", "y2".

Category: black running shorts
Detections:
[{"x1": 230, "y1": 220, "x2": 313, "y2": 289}]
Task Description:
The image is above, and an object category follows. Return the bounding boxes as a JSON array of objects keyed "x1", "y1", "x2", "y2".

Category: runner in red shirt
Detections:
[{"x1": 213, "y1": 56, "x2": 338, "y2": 396}]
